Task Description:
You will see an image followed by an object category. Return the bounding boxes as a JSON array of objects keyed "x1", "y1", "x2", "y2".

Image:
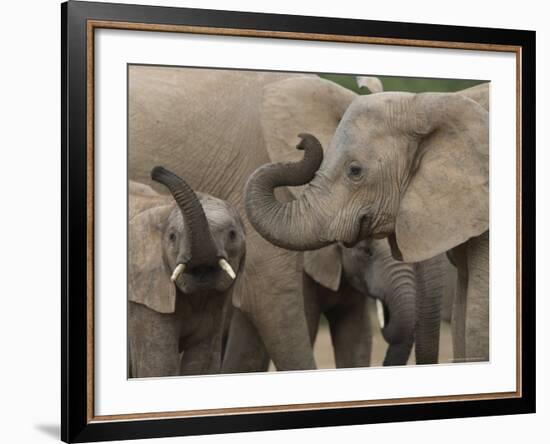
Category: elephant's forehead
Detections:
[
  {"x1": 167, "y1": 197, "x2": 239, "y2": 231},
  {"x1": 338, "y1": 92, "x2": 416, "y2": 131},
  {"x1": 324, "y1": 127, "x2": 363, "y2": 169},
  {"x1": 203, "y1": 203, "x2": 238, "y2": 230},
  {"x1": 200, "y1": 195, "x2": 239, "y2": 225}
]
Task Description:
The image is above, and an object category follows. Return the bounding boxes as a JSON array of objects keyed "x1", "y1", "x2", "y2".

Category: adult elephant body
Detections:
[
  {"x1": 246, "y1": 79, "x2": 490, "y2": 362},
  {"x1": 129, "y1": 66, "x2": 316, "y2": 371}
]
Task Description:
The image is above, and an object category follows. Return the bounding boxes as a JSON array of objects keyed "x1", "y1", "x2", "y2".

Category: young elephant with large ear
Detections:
[
  {"x1": 128, "y1": 168, "x2": 245, "y2": 377},
  {"x1": 246, "y1": 91, "x2": 489, "y2": 363},
  {"x1": 303, "y1": 240, "x2": 411, "y2": 367},
  {"x1": 304, "y1": 239, "x2": 450, "y2": 366}
]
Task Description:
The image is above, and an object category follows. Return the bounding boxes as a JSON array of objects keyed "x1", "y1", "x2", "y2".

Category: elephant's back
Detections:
[{"x1": 129, "y1": 66, "x2": 299, "y2": 206}]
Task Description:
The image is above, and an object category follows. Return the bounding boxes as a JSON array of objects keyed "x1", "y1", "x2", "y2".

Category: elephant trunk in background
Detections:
[
  {"x1": 414, "y1": 257, "x2": 444, "y2": 365},
  {"x1": 380, "y1": 260, "x2": 416, "y2": 366},
  {"x1": 151, "y1": 166, "x2": 219, "y2": 266},
  {"x1": 245, "y1": 133, "x2": 328, "y2": 251}
]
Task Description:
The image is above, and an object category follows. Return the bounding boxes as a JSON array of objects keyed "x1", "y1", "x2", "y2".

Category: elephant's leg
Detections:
[
  {"x1": 303, "y1": 273, "x2": 322, "y2": 346},
  {"x1": 128, "y1": 301, "x2": 180, "y2": 378},
  {"x1": 451, "y1": 243, "x2": 468, "y2": 363},
  {"x1": 465, "y1": 231, "x2": 490, "y2": 362},
  {"x1": 222, "y1": 308, "x2": 270, "y2": 373},
  {"x1": 241, "y1": 236, "x2": 316, "y2": 371},
  {"x1": 325, "y1": 288, "x2": 372, "y2": 368},
  {"x1": 414, "y1": 257, "x2": 444, "y2": 365},
  {"x1": 253, "y1": 282, "x2": 317, "y2": 371}
]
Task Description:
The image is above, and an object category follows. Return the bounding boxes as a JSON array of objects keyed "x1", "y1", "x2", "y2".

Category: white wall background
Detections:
[{"x1": 0, "y1": 0, "x2": 546, "y2": 443}]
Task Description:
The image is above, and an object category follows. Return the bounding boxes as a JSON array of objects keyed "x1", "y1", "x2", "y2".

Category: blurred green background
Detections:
[{"x1": 320, "y1": 73, "x2": 486, "y2": 94}]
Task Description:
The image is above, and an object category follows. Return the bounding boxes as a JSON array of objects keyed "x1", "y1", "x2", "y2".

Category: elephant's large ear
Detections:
[
  {"x1": 261, "y1": 76, "x2": 356, "y2": 196},
  {"x1": 395, "y1": 93, "x2": 489, "y2": 262},
  {"x1": 303, "y1": 244, "x2": 342, "y2": 292},
  {"x1": 128, "y1": 202, "x2": 176, "y2": 313},
  {"x1": 129, "y1": 181, "x2": 173, "y2": 219}
]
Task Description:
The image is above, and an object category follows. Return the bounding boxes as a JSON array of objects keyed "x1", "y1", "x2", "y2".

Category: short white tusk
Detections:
[
  {"x1": 376, "y1": 299, "x2": 385, "y2": 330},
  {"x1": 218, "y1": 258, "x2": 236, "y2": 280},
  {"x1": 171, "y1": 263, "x2": 186, "y2": 283}
]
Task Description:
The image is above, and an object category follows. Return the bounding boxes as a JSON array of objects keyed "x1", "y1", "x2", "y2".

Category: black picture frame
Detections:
[{"x1": 62, "y1": 1, "x2": 536, "y2": 442}]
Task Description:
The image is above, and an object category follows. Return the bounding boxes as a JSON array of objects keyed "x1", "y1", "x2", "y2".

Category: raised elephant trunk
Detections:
[
  {"x1": 151, "y1": 166, "x2": 219, "y2": 268},
  {"x1": 380, "y1": 260, "x2": 416, "y2": 365},
  {"x1": 245, "y1": 133, "x2": 328, "y2": 251}
]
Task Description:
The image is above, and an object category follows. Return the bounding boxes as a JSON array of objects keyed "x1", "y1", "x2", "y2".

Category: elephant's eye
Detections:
[
  {"x1": 168, "y1": 232, "x2": 177, "y2": 242},
  {"x1": 347, "y1": 162, "x2": 363, "y2": 181},
  {"x1": 228, "y1": 229, "x2": 237, "y2": 242}
]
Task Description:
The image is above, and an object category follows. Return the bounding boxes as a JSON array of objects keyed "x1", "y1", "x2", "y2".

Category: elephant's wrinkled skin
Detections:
[{"x1": 129, "y1": 67, "x2": 317, "y2": 372}]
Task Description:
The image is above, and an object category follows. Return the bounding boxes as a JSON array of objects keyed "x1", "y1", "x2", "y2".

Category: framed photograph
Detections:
[{"x1": 62, "y1": 1, "x2": 535, "y2": 442}]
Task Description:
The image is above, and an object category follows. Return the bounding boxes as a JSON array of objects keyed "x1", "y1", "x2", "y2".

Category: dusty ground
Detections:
[{"x1": 270, "y1": 307, "x2": 453, "y2": 370}]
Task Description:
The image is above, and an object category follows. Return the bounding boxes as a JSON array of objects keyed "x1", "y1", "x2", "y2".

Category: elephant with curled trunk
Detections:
[
  {"x1": 246, "y1": 86, "x2": 489, "y2": 362},
  {"x1": 304, "y1": 238, "x2": 450, "y2": 367},
  {"x1": 128, "y1": 168, "x2": 245, "y2": 377},
  {"x1": 253, "y1": 77, "x2": 484, "y2": 366},
  {"x1": 246, "y1": 78, "x2": 489, "y2": 361}
]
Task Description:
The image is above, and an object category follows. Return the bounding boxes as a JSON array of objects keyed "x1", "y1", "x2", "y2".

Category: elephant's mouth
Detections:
[
  {"x1": 176, "y1": 272, "x2": 234, "y2": 294},
  {"x1": 173, "y1": 258, "x2": 237, "y2": 294},
  {"x1": 187, "y1": 265, "x2": 222, "y2": 286},
  {"x1": 342, "y1": 214, "x2": 371, "y2": 248}
]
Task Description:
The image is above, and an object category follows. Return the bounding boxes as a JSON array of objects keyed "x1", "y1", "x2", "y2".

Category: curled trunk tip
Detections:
[
  {"x1": 245, "y1": 133, "x2": 327, "y2": 251},
  {"x1": 296, "y1": 133, "x2": 323, "y2": 155}
]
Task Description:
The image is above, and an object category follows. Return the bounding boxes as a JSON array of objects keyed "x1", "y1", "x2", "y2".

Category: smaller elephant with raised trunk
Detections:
[
  {"x1": 304, "y1": 238, "x2": 450, "y2": 367},
  {"x1": 128, "y1": 167, "x2": 246, "y2": 378}
]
